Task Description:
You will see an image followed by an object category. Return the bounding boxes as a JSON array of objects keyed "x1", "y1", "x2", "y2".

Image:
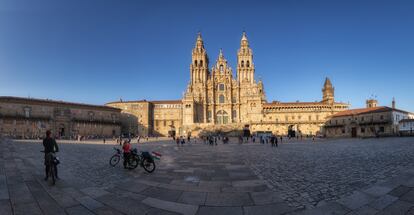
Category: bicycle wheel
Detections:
[
  {"x1": 50, "y1": 165, "x2": 56, "y2": 185},
  {"x1": 109, "y1": 155, "x2": 120, "y2": 167},
  {"x1": 128, "y1": 156, "x2": 139, "y2": 169},
  {"x1": 142, "y1": 158, "x2": 156, "y2": 173}
]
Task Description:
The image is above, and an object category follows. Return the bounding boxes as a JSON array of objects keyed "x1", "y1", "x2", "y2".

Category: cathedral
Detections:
[{"x1": 106, "y1": 32, "x2": 350, "y2": 137}]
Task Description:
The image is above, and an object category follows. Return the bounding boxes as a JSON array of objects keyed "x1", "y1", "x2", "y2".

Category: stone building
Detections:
[
  {"x1": 399, "y1": 119, "x2": 414, "y2": 136},
  {"x1": 324, "y1": 99, "x2": 413, "y2": 138},
  {"x1": 0, "y1": 96, "x2": 121, "y2": 139},
  {"x1": 106, "y1": 32, "x2": 349, "y2": 137}
]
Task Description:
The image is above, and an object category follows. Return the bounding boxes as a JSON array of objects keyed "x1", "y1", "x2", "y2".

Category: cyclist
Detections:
[
  {"x1": 122, "y1": 140, "x2": 131, "y2": 169},
  {"x1": 43, "y1": 130, "x2": 59, "y2": 180}
]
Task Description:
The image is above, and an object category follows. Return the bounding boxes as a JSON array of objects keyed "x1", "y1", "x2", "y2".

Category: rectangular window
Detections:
[
  {"x1": 308, "y1": 115, "x2": 312, "y2": 121},
  {"x1": 361, "y1": 127, "x2": 365, "y2": 133},
  {"x1": 219, "y1": 95, "x2": 225, "y2": 104},
  {"x1": 163, "y1": 120, "x2": 166, "y2": 126},
  {"x1": 380, "y1": 126, "x2": 385, "y2": 132},
  {"x1": 361, "y1": 117, "x2": 364, "y2": 121},
  {"x1": 380, "y1": 115, "x2": 384, "y2": 120},
  {"x1": 219, "y1": 84, "x2": 225, "y2": 91}
]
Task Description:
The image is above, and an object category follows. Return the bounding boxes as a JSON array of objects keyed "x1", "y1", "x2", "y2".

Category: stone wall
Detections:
[{"x1": 0, "y1": 97, "x2": 121, "y2": 139}]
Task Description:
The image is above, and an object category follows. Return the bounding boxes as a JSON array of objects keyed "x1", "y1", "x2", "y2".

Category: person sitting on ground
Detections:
[
  {"x1": 43, "y1": 130, "x2": 59, "y2": 180},
  {"x1": 122, "y1": 140, "x2": 131, "y2": 169}
]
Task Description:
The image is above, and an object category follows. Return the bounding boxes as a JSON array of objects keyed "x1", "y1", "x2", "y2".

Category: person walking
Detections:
[
  {"x1": 275, "y1": 135, "x2": 278, "y2": 147},
  {"x1": 176, "y1": 137, "x2": 180, "y2": 146}
]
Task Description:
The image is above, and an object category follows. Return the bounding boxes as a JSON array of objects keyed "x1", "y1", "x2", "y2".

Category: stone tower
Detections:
[
  {"x1": 322, "y1": 77, "x2": 335, "y2": 105},
  {"x1": 366, "y1": 99, "x2": 378, "y2": 108},
  {"x1": 190, "y1": 33, "x2": 209, "y2": 85},
  {"x1": 237, "y1": 32, "x2": 255, "y2": 84}
]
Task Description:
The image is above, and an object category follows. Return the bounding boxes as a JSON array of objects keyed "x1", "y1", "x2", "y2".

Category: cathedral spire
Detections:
[
  {"x1": 195, "y1": 32, "x2": 204, "y2": 50},
  {"x1": 218, "y1": 48, "x2": 224, "y2": 59},
  {"x1": 241, "y1": 31, "x2": 249, "y2": 47},
  {"x1": 322, "y1": 77, "x2": 335, "y2": 105}
]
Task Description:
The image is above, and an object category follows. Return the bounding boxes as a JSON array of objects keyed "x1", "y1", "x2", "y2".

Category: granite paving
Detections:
[{"x1": 0, "y1": 137, "x2": 414, "y2": 214}]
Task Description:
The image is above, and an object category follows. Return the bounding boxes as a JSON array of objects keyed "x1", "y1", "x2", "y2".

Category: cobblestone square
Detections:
[{"x1": 1, "y1": 137, "x2": 414, "y2": 214}]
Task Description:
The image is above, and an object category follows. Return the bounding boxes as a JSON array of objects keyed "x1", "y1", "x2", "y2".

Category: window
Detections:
[
  {"x1": 163, "y1": 120, "x2": 166, "y2": 126},
  {"x1": 241, "y1": 60, "x2": 244, "y2": 67},
  {"x1": 219, "y1": 84, "x2": 225, "y2": 91},
  {"x1": 361, "y1": 127, "x2": 365, "y2": 133},
  {"x1": 24, "y1": 107, "x2": 31, "y2": 118},
  {"x1": 207, "y1": 111, "x2": 212, "y2": 122},
  {"x1": 200, "y1": 60, "x2": 203, "y2": 67},
  {"x1": 309, "y1": 115, "x2": 312, "y2": 121},
  {"x1": 316, "y1": 115, "x2": 319, "y2": 120},
  {"x1": 216, "y1": 110, "x2": 228, "y2": 124},
  {"x1": 380, "y1": 115, "x2": 384, "y2": 120},
  {"x1": 232, "y1": 110, "x2": 237, "y2": 121},
  {"x1": 285, "y1": 116, "x2": 289, "y2": 122},
  {"x1": 220, "y1": 65, "x2": 223, "y2": 72},
  {"x1": 342, "y1": 128, "x2": 345, "y2": 133},
  {"x1": 361, "y1": 117, "x2": 364, "y2": 121},
  {"x1": 379, "y1": 126, "x2": 385, "y2": 132},
  {"x1": 194, "y1": 60, "x2": 197, "y2": 66},
  {"x1": 219, "y1": 95, "x2": 225, "y2": 104},
  {"x1": 246, "y1": 61, "x2": 250, "y2": 67}
]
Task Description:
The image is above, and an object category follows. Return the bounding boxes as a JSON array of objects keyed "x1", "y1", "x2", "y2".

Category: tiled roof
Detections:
[
  {"x1": 331, "y1": 106, "x2": 410, "y2": 117},
  {"x1": 0, "y1": 96, "x2": 121, "y2": 111},
  {"x1": 264, "y1": 101, "x2": 348, "y2": 107},
  {"x1": 400, "y1": 118, "x2": 414, "y2": 123},
  {"x1": 150, "y1": 100, "x2": 182, "y2": 104},
  {"x1": 105, "y1": 99, "x2": 182, "y2": 105}
]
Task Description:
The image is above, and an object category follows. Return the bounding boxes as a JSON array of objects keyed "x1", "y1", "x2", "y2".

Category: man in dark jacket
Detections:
[{"x1": 43, "y1": 130, "x2": 59, "y2": 180}]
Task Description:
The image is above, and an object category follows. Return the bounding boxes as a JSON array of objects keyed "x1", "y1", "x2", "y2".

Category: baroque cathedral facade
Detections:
[{"x1": 106, "y1": 32, "x2": 350, "y2": 137}]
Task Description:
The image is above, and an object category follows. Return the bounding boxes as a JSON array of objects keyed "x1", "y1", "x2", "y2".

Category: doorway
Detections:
[
  {"x1": 288, "y1": 125, "x2": 296, "y2": 137},
  {"x1": 351, "y1": 127, "x2": 357, "y2": 137}
]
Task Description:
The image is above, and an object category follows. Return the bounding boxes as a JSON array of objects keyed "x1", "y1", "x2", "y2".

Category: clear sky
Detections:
[{"x1": 1, "y1": 0, "x2": 413, "y2": 111}]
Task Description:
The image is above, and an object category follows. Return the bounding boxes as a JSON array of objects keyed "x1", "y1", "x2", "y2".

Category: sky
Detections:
[{"x1": 0, "y1": 0, "x2": 413, "y2": 111}]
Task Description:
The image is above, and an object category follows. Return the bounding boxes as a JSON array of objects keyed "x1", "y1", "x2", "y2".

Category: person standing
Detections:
[
  {"x1": 43, "y1": 130, "x2": 59, "y2": 180},
  {"x1": 122, "y1": 140, "x2": 131, "y2": 169}
]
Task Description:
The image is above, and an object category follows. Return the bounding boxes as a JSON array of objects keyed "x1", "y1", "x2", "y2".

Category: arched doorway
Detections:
[
  {"x1": 216, "y1": 110, "x2": 229, "y2": 124},
  {"x1": 288, "y1": 125, "x2": 296, "y2": 137}
]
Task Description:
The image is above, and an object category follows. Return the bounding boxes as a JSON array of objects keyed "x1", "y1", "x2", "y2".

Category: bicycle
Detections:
[
  {"x1": 41, "y1": 151, "x2": 59, "y2": 185},
  {"x1": 130, "y1": 148, "x2": 156, "y2": 173},
  {"x1": 109, "y1": 147, "x2": 138, "y2": 169}
]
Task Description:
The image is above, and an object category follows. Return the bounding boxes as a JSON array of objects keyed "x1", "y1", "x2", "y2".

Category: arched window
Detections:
[
  {"x1": 200, "y1": 60, "x2": 203, "y2": 67},
  {"x1": 218, "y1": 84, "x2": 225, "y2": 91},
  {"x1": 219, "y1": 95, "x2": 225, "y2": 103},
  {"x1": 216, "y1": 110, "x2": 228, "y2": 124},
  {"x1": 194, "y1": 60, "x2": 197, "y2": 66},
  {"x1": 219, "y1": 65, "x2": 223, "y2": 72},
  {"x1": 241, "y1": 60, "x2": 244, "y2": 67},
  {"x1": 246, "y1": 61, "x2": 250, "y2": 67}
]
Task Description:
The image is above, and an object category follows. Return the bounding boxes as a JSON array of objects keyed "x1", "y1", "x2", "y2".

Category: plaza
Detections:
[{"x1": 1, "y1": 137, "x2": 414, "y2": 215}]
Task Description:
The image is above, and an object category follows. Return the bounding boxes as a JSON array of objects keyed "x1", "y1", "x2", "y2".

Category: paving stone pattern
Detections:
[{"x1": 0, "y1": 137, "x2": 414, "y2": 214}]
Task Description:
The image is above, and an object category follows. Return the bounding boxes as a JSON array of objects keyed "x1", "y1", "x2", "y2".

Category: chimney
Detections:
[{"x1": 392, "y1": 97, "x2": 396, "y2": 109}]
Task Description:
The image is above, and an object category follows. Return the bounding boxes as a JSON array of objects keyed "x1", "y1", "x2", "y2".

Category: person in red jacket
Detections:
[{"x1": 122, "y1": 140, "x2": 131, "y2": 169}]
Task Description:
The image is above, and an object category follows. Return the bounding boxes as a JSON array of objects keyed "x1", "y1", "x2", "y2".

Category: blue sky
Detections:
[{"x1": 0, "y1": 0, "x2": 413, "y2": 111}]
